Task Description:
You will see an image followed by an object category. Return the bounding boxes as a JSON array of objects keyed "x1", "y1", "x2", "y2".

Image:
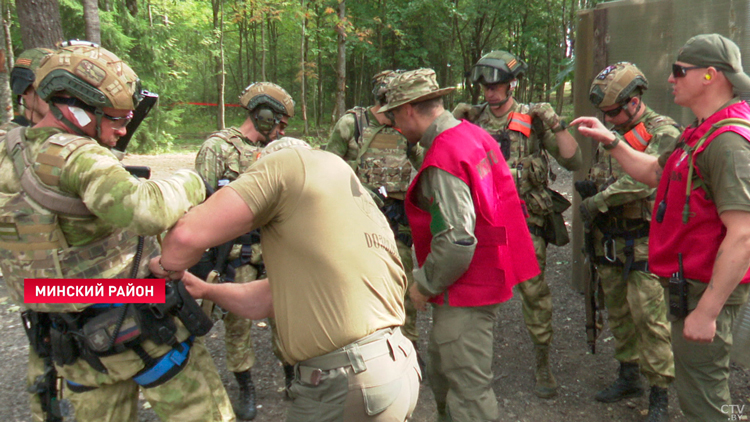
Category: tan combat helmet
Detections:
[
  {"x1": 239, "y1": 82, "x2": 295, "y2": 143},
  {"x1": 10, "y1": 48, "x2": 54, "y2": 97},
  {"x1": 589, "y1": 62, "x2": 649, "y2": 108},
  {"x1": 34, "y1": 41, "x2": 143, "y2": 139},
  {"x1": 371, "y1": 70, "x2": 401, "y2": 105}
]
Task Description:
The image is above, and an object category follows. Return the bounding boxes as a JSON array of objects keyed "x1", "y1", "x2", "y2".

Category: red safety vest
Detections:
[
  {"x1": 406, "y1": 120, "x2": 540, "y2": 306},
  {"x1": 649, "y1": 101, "x2": 750, "y2": 284}
]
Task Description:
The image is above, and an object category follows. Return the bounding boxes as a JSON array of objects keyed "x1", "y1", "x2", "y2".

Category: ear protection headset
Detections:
[{"x1": 252, "y1": 107, "x2": 282, "y2": 133}]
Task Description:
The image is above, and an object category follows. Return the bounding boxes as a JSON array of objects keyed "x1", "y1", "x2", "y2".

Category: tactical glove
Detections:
[
  {"x1": 574, "y1": 180, "x2": 598, "y2": 200},
  {"x1": 528, "y1": 102, "x2": 561, "y2": 130}
]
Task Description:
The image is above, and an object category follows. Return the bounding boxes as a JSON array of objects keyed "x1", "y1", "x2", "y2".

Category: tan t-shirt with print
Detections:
[{"x1": 228, "y1": 146, "x2": 407, "y2": 364}]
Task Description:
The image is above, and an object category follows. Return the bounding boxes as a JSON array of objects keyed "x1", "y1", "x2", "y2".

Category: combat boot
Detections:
[
  {"x1": 594, "y1": 361, "x2": 644, "y2": 403},
  {"x1": 533, "y1": 344, "x2": 558, "y2": 398},
  {"x1": 645, "y1": 386, "x2": 668, "y2": 422},
  {"x1": 283, "y1": 364, "x2": 295, "y2": 400},
  {"x1": 233, "y1": 370, "x2": 257, "y2": 420}
]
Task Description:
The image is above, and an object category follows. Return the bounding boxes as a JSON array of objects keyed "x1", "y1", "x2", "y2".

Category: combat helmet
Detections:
[
  {"x1": 589, "y1": 62, "x2": 648, "y2": 108},
  {"x1": 239, "y1": 82, "x2": 295, "y2": 143},
  {"x1": 34, "y1": 41, "x2": 143, "y2": 139},
  {"x1": 371, "y1": 70, "x2": 401, "y2": 105},
  {"x1": 471, "y1": 50, "x2": 528, "y2": 85},
  {"x1": 10, "y1": 48, "x2": 54, "y2": 98}
]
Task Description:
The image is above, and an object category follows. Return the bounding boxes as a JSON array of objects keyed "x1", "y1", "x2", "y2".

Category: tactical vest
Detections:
[
  {"x1": 472, "y1": 103, "x2": 553, "y2": 219},
  {"x1": 347, "y1": 107, "x2": 412, "y2": 195},
  {"x1": 588, "y1": 114, "x2": 678, "y2": 221},
  {"x1": 206, "y1": 129, "x2": 263, "y2": 182},
  {"x1": 0, "y1": 128, "x2": 158, "y2": 313},
  {"x1": 650, "y1": 102, "x2": 750, "y2": 284}
]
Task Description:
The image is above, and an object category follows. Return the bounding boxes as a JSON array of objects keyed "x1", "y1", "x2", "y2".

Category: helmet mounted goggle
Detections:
[{"x1": 470, "y1": 64, "x2": 514, "y2": 86}]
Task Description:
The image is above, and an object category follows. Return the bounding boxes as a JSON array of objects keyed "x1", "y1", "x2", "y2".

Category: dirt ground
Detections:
[{"x1": 1, "y1": 152, "x2": 749, "y2": 422}]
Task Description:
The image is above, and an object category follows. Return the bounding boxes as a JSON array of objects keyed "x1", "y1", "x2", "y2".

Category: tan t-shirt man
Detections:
[{"x1": 228, "y1": 146, "x2": 407, "y2": 364}]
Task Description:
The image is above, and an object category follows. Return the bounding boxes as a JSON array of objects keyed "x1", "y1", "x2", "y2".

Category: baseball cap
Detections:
[
  {"x1": 676, "y1": 33, "x2": 750, "y2": 94},
  {"x1": 379, "y1": 68, "x2": 455, "y2": 112}
]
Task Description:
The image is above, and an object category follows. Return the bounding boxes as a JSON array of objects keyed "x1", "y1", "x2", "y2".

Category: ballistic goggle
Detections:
[{"x1": 470, "y1": 65, "x2": 514, "y2": 86}]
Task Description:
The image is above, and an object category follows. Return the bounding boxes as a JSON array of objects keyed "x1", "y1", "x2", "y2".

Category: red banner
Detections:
[{"x1": 24, "y1": 279, "x2": 166, "y2": 304}]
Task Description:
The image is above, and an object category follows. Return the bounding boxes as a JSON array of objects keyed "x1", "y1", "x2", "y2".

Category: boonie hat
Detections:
[
  {"x1": 677, "y1": 33, "x2": 750, "y2": 94},
  {"x1": 379, "y1": 68, "x2": 455, "y2": 112}
]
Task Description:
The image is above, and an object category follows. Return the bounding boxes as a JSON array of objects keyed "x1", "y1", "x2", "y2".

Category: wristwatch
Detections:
[
  {"x1": 602, "y1": 136, "x2": 620, "y2": 151},
  {"x1": 552, "y1": 120, "x2": 568, "y2": 133}
]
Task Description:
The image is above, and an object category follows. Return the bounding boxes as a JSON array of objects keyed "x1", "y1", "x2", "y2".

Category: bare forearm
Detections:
[{"x1": 204, "y1": 278, "x2": 274, "y2": 320}]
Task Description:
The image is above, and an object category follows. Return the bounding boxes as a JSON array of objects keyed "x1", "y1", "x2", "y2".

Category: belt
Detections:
[{"x1": 297, "y1": 327, "x2": 403, "y2": 385}]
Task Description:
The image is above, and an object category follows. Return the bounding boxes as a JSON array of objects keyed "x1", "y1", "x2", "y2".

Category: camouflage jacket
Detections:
[
  {"x1": 0, "y1": 127, "x2": 206, "y2": 312},
  {"x1": 587, "y1": 106, "x2": 680, "y2": 223},
  {"x1": 325, "y1": 106, "x2": 419, "y2": 199},
  {"x1": 194, "y1": 127, "x2": 263, "y2": 191},
  {"x1": 453, "y1": 100, "x2": 582, "y2": 227}
]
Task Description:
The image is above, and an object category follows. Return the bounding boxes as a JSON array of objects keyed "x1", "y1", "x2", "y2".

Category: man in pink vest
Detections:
[
  {"x1": 379, "y1": 68, "x2": 540, "y2": 422},
  {"x1": 573, "y1": 34, "x2": 750, "y2": 422}
]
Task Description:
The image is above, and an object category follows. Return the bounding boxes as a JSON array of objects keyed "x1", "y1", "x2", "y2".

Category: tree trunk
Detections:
[
  {"x1": 260, "y1": 11, "x2": 266, "y2": 81},
  {"x1": 334, "y1": 0, "x2": 346, "y2": 120},
  {"x1": 83, "y1": 0, "x2": 101, "y2": 44},
  {"x1": 299, "y1": 0, "x2": 308, "y2": 135},
  {"x1": 0, "y1": 0, "x2": 11, "y2": 123},
  {"x1": 15, "y1": 0, "x2": 63, "y2": 49},
  {"x1": 212, "y1": 0, "x2": 225, "y2": 129}
]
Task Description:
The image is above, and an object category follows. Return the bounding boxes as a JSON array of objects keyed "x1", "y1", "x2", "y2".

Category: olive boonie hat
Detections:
[
  {"x1": 677, "y1": 33, "x2": 750, "y2": 94},
  {"x1": 379, "y1": 68, "x2": 455, "y2": 112}
]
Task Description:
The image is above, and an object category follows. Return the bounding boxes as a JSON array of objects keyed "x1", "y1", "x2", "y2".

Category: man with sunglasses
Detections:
[
  {"x1": 578, "y1": 62, "x2": 679, "y2": 422},
  {"x1": 0, "y1": 43, "x2": 234, "y2": 421},
  {"x1": 573, "y1": 34, "x2": 750, "y2": 422},
  {"x1": 194, "y1": 81, "x2": 294, "y2": 420},
  {"x1": 453, "y1": 50, "x2": 581, "y2": 399}
]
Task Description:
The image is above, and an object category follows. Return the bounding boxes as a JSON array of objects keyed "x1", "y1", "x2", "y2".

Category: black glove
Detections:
[{"x1": 574, "y1": 180, "x2": 598, "y2": 200}]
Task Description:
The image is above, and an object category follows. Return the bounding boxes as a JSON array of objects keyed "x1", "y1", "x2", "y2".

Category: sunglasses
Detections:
[
  {"x1": 102, "y1": 111, "x2": 133, "y2": 129},
  {"x1": 601, "y1": 102, "x2": 628, "y2": 118},
  {"x1": 672, "y1": 64, "x2": 704, "y2": 78}
]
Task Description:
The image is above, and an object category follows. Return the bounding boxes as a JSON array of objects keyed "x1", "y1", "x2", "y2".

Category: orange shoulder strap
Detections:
[
  {"x1": 508, "y1": 112, "x2": 532, "y2": 137},
  {"x1": 623, "y1": 122, "x2": 652, "y2": 152}
]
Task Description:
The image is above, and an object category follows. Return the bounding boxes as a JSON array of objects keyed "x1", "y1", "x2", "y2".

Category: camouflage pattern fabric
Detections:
[
  {"x1": 62, "y1": 337, "x2": 234, "y2": 422},
  {"x1": 452, "y1": 100, "x2": 581, "y2": 346},
  {"x1": 586, "y1": 106, "x2": 679, "y2": 388},
  {"x1": 195, "y1": 127, "x2": 263, "y2": 372},
  {"x1": 0, "y1": 127, "x2": 231, "y2": 421},
  {"x1": 325, "y1": 107, "x2": 419, "y2": 341},
  {"x1": 0, "y1": 120, "x2": 21, "y2": 138}
]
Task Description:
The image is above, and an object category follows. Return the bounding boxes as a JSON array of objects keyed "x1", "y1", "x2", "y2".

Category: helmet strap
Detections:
[
  {"x1": 49, "y1": 103, "x2": 88, "y2": 137},
  {"x1": 486, "y1": 82, "x2": 514, "y2": 108},
  {"x1": 617, "y1": 97, "x2": 641, "y2": 130}
]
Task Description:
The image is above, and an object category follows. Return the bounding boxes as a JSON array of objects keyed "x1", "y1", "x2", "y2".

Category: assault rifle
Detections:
[{"x1": 575, "y1": 180, "x2": 603, "y2": 354}]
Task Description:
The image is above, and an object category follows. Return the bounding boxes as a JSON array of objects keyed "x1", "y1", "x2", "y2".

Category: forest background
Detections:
[{"x1": 0, "y1": 0, "x2": 604, "y2": 153}]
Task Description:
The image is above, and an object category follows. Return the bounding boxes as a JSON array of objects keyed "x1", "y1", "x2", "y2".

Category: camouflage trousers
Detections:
[
  {"x1": 397, "y1": 239, "x2": 418, "y2": 342},
  {"x1": 597, "y1": 262, "x2": 674, "y2": 388},
  {"x1": 224, "y1": 264, "x2": 258, "y2": 373},
  {"x1": 672, "y1": 281, "x2": 750, "y2": 422},
  {"x1": 57, "y1": 329, "x2": 234, "y2": 422},
  {"x1": 516, "y1": 232, "x2": 553, "y2": 346},
  {"x1": 427, "y1": 303, "x2": 501, "y2": 422},
  {"x1": 27, "y1": 348, "x2": 47, "y2": 422}
]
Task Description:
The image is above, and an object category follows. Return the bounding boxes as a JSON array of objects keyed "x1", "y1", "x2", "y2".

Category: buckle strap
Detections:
[{"x1": 133, "y1": 337, "x2": 193, "y2": 388}]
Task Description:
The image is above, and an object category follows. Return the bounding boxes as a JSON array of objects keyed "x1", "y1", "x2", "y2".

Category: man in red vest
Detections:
[
  {"x1": 379, "y1": 68, "x2": 539, "y2": 422},
  {"x1": 573, "y1": 34, "x2": 750, "y2": 422}
]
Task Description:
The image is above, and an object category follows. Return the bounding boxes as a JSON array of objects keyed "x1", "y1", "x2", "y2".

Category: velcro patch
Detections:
[{"x1": 75, "y1": 60, "x2": 106, "y2": 87}]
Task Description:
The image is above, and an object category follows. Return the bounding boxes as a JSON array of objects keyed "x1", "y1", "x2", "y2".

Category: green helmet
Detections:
[
  {"x1": 10, "y1": 48, "x2": 53, "y2": 96},
  {"x1": 239, "y1": 82, "x2": 295, "y2": 117},
  {"x1": 35, "y1": 42, "x2": 143, "y2": 110},
  {"x1": 471, "y1": 50, "x2": 527, "y2": 85},
  {"x1": 589, "y1": 62, "x2": 648, "y2": 108},
  {"x1": 371, "y1": 70, "x2": 400, "y2": 105}
]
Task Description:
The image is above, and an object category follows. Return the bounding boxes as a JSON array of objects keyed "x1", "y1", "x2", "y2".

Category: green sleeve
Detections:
[
  {"x1": 61, "y1": 144, "x2": 206, "y2": 236},
  {"x1": 195, "y1": 136, "x2": 231, "y2": 191},
  {"x1": 414, "y1": 167, "x2": 476, "y2": 297},
  {"x1": 698, "y1": 131, "x2": 750, "y2": 214},
  {"x1": 324, "y1": 113, "x2": 357, "y2": 159},
  {"x1": 539, "y1": 127, "x2": 582, "y2": 171}
]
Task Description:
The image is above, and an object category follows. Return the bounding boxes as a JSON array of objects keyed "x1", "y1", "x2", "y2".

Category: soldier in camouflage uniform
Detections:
[
  {"x1": 578, "y1": 62, "x2": 677, "y2": 422},
  {"x1": 0, "y1": 48, "x2": 53, "y2": 137},
  {"x1": 452, "y1": 51, "x2": 582, "y2": 398},
  {"x1": 0, "y1": 43, "x2": 234, "y2": 422},
  {"x1": 194, "y1": 81, "x2": 294, "y2": 421},
  {"x1": 325, "y1": 69, "x2": 424, "y2": 366}
]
